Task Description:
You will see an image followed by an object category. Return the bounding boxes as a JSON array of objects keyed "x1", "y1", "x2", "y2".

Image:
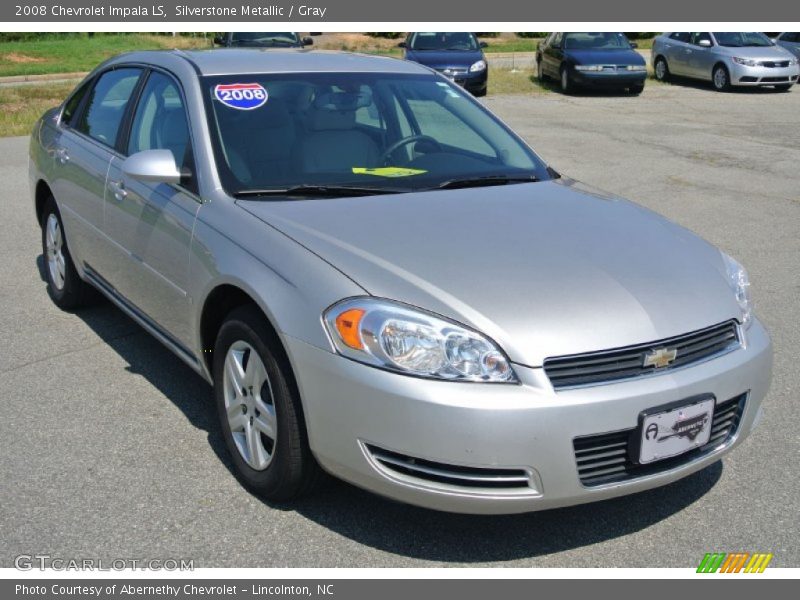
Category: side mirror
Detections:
[
  {"x1": 302, "y1": 37, "x2": 313, "y2": 46},
  {"x1": 629, "y1": 41, "x2": 639, "y2": 49},
  {"x1": 122, "y1": 150, "x2": 181, "y2": 185},
  {"x1": 479, "y1": 41, "x2": 488, "y2": 48},
  {"x1": 698, "y1": 39, "x2": 712, "y2": 48},
  {"x1": 213, "y1": 35, "x2": 225, "y2": 46},
  {"x1": 397, "y1": 41, "x2": 407, "y2": 48}
]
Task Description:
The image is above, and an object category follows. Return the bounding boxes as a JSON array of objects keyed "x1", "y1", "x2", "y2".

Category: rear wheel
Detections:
[
  {"x1": 654, "y1": 56, "x2": 670, "y2": 82},
  {"x1": 213, "y1": 305, "x2": 322, "y2": 501},
  {"x1": 712, "y1": 64, "x2": 731, "y2": 92},
  {"x1": 41, "y1": 197, "x2": 94, "y2": 310}
]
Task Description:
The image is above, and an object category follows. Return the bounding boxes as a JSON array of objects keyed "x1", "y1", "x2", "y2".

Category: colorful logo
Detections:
[
  {"x1": 214, "y1": 83, "x2": 268, "y2": 110},
  {"x1": 697, "y1": 552, "x2": 773, "y2": 573}
]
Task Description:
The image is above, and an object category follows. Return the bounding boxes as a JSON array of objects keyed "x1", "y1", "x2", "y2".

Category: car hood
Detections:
[
  {"x1": 567, "y1": 49, "x2": 646, "y2": 66},
  {"x1": 405, "y1": 49, "x2": 484, "y2": 69},
  {"x1": 239, "y1": 180, "x2": 740, "y2": 366},
  {"x1": 714, "y1": 45, "x2": 796, "y2": 61}
]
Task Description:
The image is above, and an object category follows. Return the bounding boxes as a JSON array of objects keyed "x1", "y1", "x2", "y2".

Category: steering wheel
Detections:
[{"x1": 380, "y1": 134, "x2": 442, "y2": 165}]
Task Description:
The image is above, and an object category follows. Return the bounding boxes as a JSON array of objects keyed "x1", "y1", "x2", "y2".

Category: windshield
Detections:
[
  {"x1": 409, "y1": 32, "x2": 479, "y2": 51},
  {"x1": 204, "y1": 73, "x2": 549, "y2": 196},
  {"x1": 712, "y1": 32, "x2": 774, "y2": 47},
  {"x1": 563, "y1": 32, "x2": 632, "y2": 50},
  {"x1": 230, "y1": 32, "x2": 300, "y2": 46}
]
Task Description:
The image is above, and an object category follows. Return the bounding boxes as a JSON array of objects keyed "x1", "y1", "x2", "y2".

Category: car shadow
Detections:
[
  {"x1": 656, "y1": 75, "x2": 791, "y2": 94},
  {"x1": 37, "y1": 254, "x2": 724, "y2": 563},
  {"x1": 531, "y1": 76, "x2": 643, "y2": 97}
]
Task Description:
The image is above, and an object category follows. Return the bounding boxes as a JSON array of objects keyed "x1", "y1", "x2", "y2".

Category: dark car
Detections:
[
  {"x1": 399, "y1": 32, "x2": 488, "y2": 96},
  {"x1": 214, "y1": 32, "x2": 314, "y2": 48},
  {"x1": 536, "y1": 32, "x2": 647, "y2": 94}
]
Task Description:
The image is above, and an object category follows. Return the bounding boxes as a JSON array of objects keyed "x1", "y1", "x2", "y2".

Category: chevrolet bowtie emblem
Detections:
[{"x1": 643, "y1": 347, "x2": 678, "y2": 369}]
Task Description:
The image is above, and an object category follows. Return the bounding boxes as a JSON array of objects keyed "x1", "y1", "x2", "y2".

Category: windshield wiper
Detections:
[
  {"x1": 431, "y1": 174, "x2": 539, "y2": 190},
  {"x1": 233, "y1": 184, "x2": 404, "y2": 198}
]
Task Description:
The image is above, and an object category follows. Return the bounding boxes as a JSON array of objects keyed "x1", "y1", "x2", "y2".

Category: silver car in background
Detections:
[
  {"x1": 29, "y1": 49, "x2": 772, "y2": 514},
  {"x1": 775, "y1": 32, "x2": 800, "y2": 59},
  {"x1": 652, "y1": 32, "x2": 799, "y2": 91}
]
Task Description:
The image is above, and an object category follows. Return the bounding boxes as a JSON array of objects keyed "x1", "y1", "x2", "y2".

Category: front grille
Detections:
[
  {"x1": 573, "y1": 393, "x2": 746, "y2": 487},
  {"x1": 364, "y1": 444, "x2": 532, "y2": 491},
  {"x1": 435, "y1": 67, "x2": 468, "y2": 75},
  {"x1": 760, "y1": 60, "x2": 790, "y2": 68},
  {"x1": 544, "y1": 321, "x2": 740, "y2": 390},
  {"x1": 760, "y1": 76, "x2": 790, "y2": 83}
]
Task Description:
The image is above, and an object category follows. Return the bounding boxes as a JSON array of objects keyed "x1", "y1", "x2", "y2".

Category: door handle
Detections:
[
  {"x1": 55, "y1": 148, "x2": 69, "y2": 164},
  {"x1": 109, "y1": 180, "x2": 128, "y2": 202}
]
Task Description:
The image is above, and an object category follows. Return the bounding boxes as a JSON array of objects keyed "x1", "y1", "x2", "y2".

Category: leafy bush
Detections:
[
  {"x1": 515, "y1": 32, "x2": 549, "y2": 38},
  {"x1": 364, "y1": 33, "x2": 404, "y2": 39},
  {"x1": 475, "y1": 33, "x2": 500, "y2": 38}
]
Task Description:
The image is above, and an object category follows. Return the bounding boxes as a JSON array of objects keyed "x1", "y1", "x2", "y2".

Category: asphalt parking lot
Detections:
[{"x1": 1, "y1": 81, "x2": 798, "y2": 568}]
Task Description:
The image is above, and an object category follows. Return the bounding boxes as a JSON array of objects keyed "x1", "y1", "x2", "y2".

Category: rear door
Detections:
[
  {"x1": 664, "y1": 32, "x2": 692, "y2": 75},
  {"x1": 49, "y1": 68, "x2": 144, "y2": 276},
  {"x1": 103, "y1": 69, "x2": 200, "y2": 346}
]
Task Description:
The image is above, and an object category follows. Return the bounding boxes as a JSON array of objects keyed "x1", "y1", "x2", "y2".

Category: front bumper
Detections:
[
  {"x1": 728, "y1": 62, "x2": 799, "y2": 86},
  {"x1": 571, "y1": 69, "x2": 647, "y2": 88},
  {"x1": 285, "y1": 319, "x2": 772, "y2": 514}
]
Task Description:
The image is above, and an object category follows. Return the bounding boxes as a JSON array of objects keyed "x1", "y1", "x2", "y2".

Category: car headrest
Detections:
[
  {"x1": 313, "y1": 90, "x2": 372, "y2": 111},
  {"x1": 308, "y1": 107, "x2": 357, "y2": 131}
]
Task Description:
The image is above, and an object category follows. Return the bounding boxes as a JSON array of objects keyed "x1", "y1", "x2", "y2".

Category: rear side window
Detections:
[
  {"x1": 61, "y1": 79, "x2": 92, "y2": 127},
  {"x1": 669, "y1": 32, "x2": 691, "y2": 43},
  {"x1": 75, "y1": 68, "x2": 142, "y2": 147}
]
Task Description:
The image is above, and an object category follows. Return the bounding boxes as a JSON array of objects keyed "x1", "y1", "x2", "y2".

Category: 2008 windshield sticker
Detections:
[{"x1": 214, "y1": 83, "x2": 268, "y2": 110}]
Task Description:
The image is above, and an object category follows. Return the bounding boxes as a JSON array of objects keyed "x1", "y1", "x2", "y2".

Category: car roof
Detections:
[{"x1": 109, "y1": 48, "x2": 432, "y2": 77}]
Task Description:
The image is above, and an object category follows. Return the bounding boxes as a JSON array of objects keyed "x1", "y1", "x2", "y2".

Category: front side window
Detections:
[
  {"x1": 203, "y1": 72, "x2": 549, "y2": 195},
  {"x1": 76, "y1": 68, "x2": 142, "y2": 147},
  {"x1": 408, "y1": 32, "x2": 479, "y2": 52},
  {"x1": 62, "y1": 79, "x2": 92, "y2": 127},
  {"x1": 713, "y1": 32, "x2": 774, "y2": 47},
  {"x1": 127, "y1": 71, "x2": 192, "y2": 173}
]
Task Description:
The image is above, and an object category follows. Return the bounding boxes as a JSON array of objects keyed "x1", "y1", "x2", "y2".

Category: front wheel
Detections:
[
  {"x1": 560, "y1": 67, "x2": 573, "y2": 94},
  {"x1": 712, "y1": 65, "x2": 731, "y2": 92},
  {"x1": 213, "y1": 305, "x2": 321, "y2": 501}
]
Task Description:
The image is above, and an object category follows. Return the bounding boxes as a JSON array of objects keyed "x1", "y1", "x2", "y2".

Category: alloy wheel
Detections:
[
  {"x1": 655, "y1": 59, "x2": 666, "y2": 80},
  {"x1": 45, "y1": 213, "x2": 66, "y2": 290},
  {"x1": 713, "y1": 67, "x2": 728, "y2": 90},
  {"x1": 223, "y1": 340, "x2": 278, "y2": 471}
]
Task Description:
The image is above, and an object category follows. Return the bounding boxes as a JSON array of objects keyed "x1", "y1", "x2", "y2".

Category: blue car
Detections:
[
  {"x1": 400, "y1": 32, "x2": 488, "y2": 96},
  {"x1": 536, "y1": 32, "x2": 647, "y2": 94}
]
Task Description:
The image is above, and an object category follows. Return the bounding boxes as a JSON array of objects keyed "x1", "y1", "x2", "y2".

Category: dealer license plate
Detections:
[{"x1": 638, "y1": 396, "x2": 714, "y2": 464}]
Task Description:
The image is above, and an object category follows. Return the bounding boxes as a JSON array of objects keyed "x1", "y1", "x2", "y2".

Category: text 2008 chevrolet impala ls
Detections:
[{"x1": 29, "y1": 49, "x2": 772, "y2": 514}]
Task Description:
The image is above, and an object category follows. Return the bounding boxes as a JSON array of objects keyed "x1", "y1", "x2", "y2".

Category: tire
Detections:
[
  {"x1": 628, "y1": 84, "x2": 644, "y2": 95},
  {"x1": 654, "y1": 56, "x2": 670, "y2": 82},
  {"x1": 560, "y1": 66, "x2": 573, "y2": 94},
  {"x1": 774, "y1": 84, "x2": 792, "y2": 92},
  {"x1": 712, "y1": 64, "x2": 731, "y2": 92},
  {"x1": 213, "y1": 305, "x2": 322, "y2": 501},
  {"x1": 536, "y1": 58, "x2": 546, "y2": 82},
  {"x1": 41, "y1": 196, "x2": 94, "y2": 310},
  {"x1": 473, "y1": 87, "x2": 487, "y2": 98}
]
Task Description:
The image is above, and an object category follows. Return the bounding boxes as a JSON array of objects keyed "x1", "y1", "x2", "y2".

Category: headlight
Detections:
[
  {"x1": 324, "y1": 298, "x2": 516, "y2": 382},
  {"x1": 574, "y1": 65, "x2": 604, "y2": 72},
  {"x1": 469, "y1": 60, "x2": 487, "y2": 72},
  {"x1": 721, "y1": 252, "x2": 752, "y2": 328},
  {"x1": 732, "y1": 57, "x2": 758, "y2": 67},
  {"x1": 625, "y1": 64, "x2": 647, "y2": 71},
  {"x1": 789, "y1": 58, "x2": 799, "y2": 66}
]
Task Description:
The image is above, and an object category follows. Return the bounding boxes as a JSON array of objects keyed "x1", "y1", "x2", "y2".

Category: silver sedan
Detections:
[
  {"x1": 29, "y1": 49, "x2": 772, "y2": 514},
  {"x1": 652, "y1": 32, "x2": 799, "y2": 91}
]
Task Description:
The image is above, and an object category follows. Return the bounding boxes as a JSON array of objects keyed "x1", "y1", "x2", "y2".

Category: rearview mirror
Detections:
[
  {"x1": 122, "y1": 150, "x2": 181, "y2": 185},
  {"x1": 698, "y1": 39, "x2": 712, "y2": 48},
  {"x1": 302, "y1": 37, "x2": 314, "y2": 46}
]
